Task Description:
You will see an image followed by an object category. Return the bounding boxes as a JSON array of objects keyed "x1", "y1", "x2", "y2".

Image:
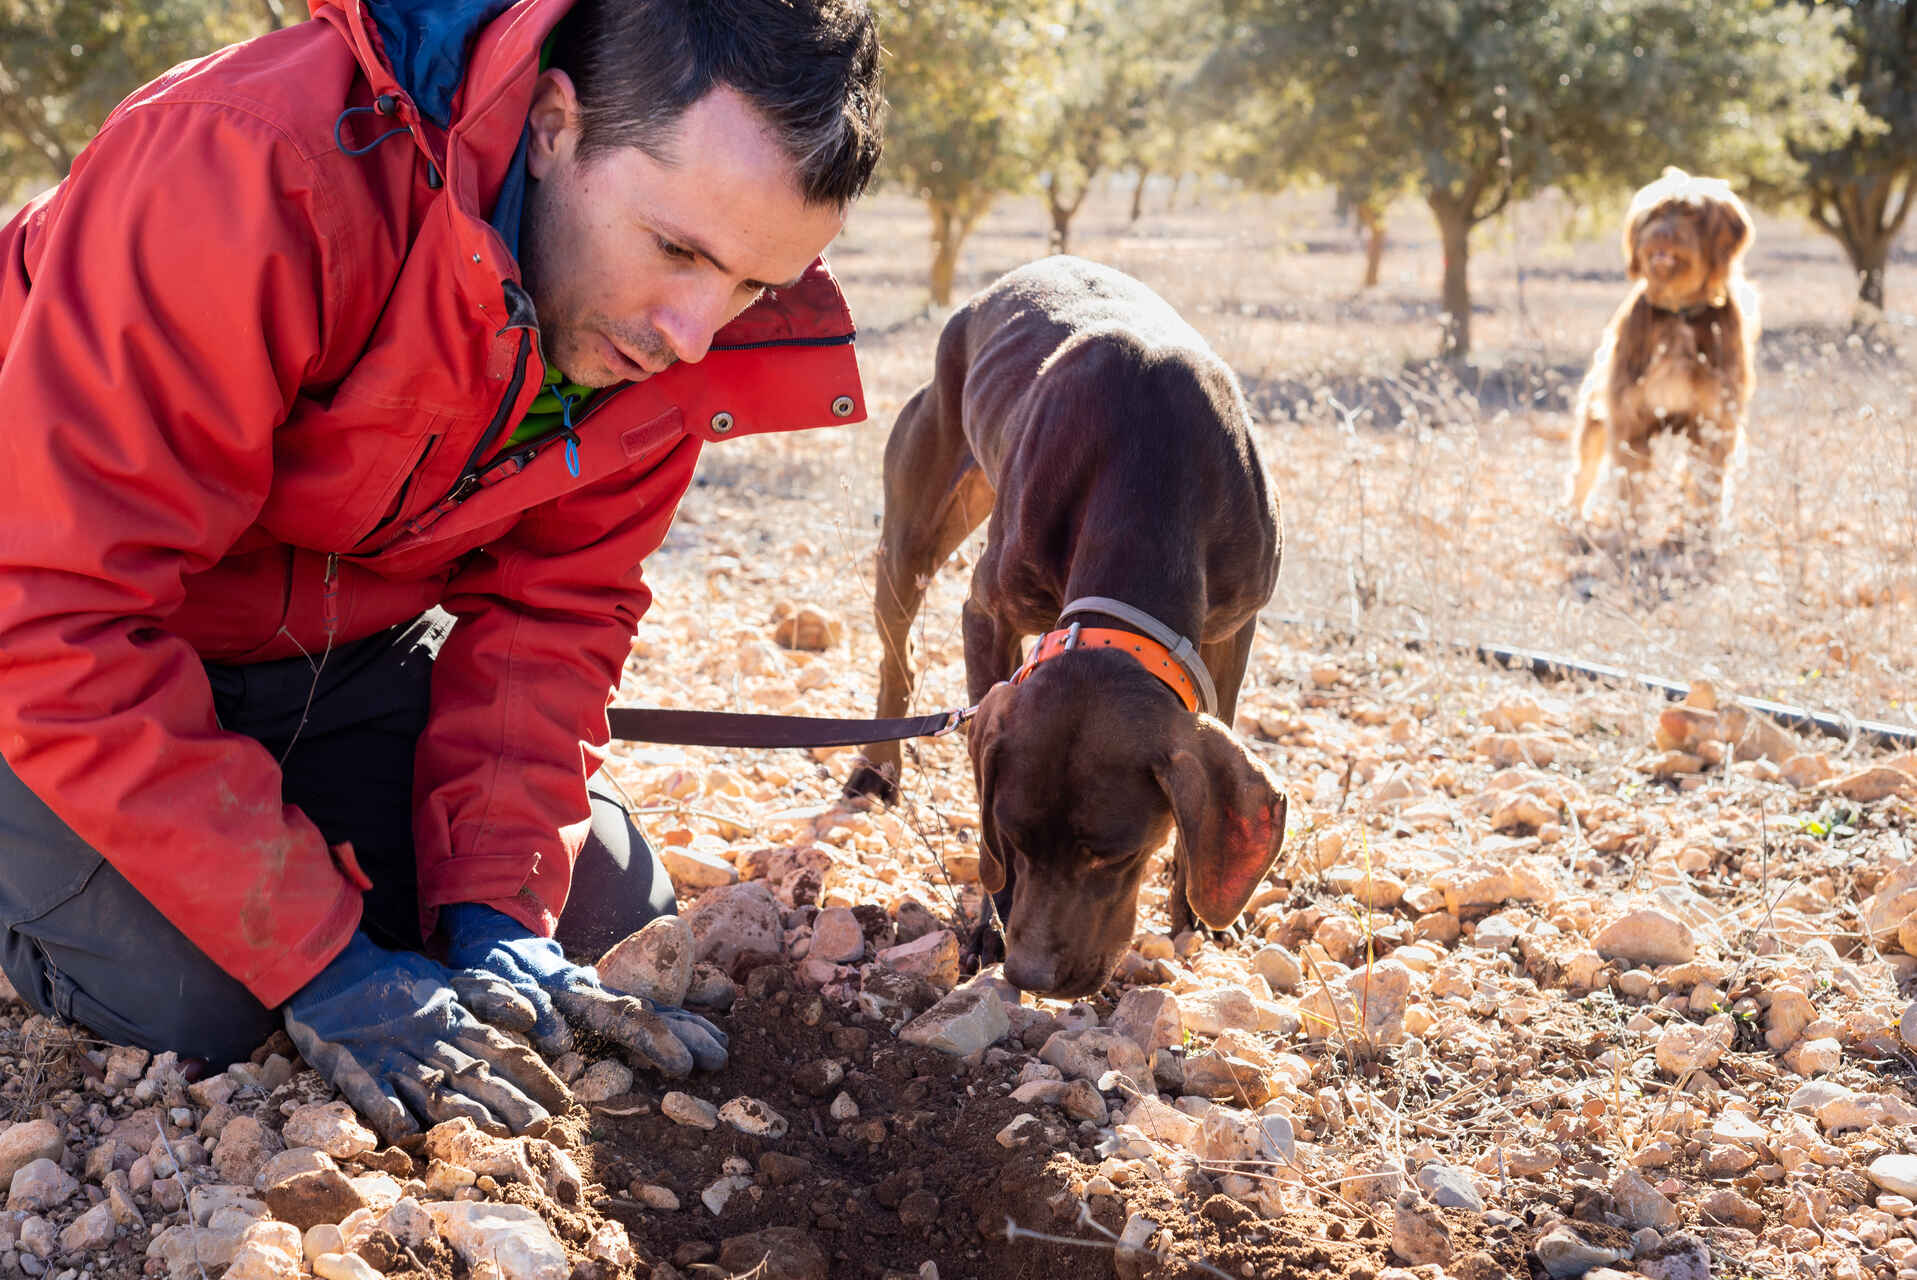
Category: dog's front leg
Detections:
[{"x1": 961, "y1": 597, "x2": 1024, "y2": 968}]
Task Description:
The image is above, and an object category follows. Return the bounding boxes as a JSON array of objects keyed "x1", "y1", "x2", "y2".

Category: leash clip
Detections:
[{"x1": 934, "y1": 704, "x2": 979, "y2": 736}]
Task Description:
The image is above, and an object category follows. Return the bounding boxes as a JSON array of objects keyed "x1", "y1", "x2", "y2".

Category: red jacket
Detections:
[{"x1": 0, "y1": 0, "x2": 865, "y2": 1006}]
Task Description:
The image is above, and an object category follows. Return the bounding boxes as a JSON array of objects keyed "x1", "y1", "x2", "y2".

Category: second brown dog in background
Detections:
[
  {"x1": 1568, "y1": 167, "x2": 1760, "y2": 536},
  {"x1": 843, "y1": 256, "x2": 1285, "y2": 999}
]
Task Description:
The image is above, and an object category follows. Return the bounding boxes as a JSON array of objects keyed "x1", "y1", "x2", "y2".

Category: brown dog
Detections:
[
  {"x1": 843, "y1": 256, "x2": 1286, "y2": 998},
  {"x1": 1569, "y1": 167, "x2": 1760, "y2": 533}
]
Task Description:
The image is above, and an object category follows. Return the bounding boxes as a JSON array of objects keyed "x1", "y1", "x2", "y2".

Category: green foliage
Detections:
[
  {"x1": 877, "y1": 0, "x2": 1069, "y2": 300},
  {"x1": 1780, "y1": 0, "x2": 1917, "y2": 308},
  {"x1": 1206, "y1": 0, "x2": 1859, "y2": 355},
  {"x1": 1032, "y1": 0, "x2": 1216, "y2": 248},
  {"x1": 0, "y1": 0, "x2": 269, "y2": 202},
  {"x1": 878, "y1": 0, "x2": 1063, "y2": 216}
]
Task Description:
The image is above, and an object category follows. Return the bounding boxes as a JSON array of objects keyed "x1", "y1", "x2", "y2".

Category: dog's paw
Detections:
[{"x1": 841, "y1": 758, "x2": 900, "y2": 805}]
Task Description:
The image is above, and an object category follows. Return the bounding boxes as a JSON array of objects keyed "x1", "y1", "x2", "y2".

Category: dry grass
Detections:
[{"x1": 694, "y1": 180, "x2": 1917, "y2": 741}]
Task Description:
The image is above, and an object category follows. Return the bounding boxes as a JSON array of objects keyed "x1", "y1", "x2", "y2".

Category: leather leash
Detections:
[
  {"x1": 605, "y1": 703, "x2": 975, "y2": 748},
  {"x1": 604, "y1": 598, "x2": 1210, "y2": 748}
]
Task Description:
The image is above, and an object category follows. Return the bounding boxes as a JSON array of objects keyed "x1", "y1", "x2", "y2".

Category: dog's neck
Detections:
[{"x1": 1644, "y1": 290, "x2": 1725, "y2": 320}]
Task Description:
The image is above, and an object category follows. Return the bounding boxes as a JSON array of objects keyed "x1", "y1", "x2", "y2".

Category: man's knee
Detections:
[
  {"x1": 554, "y1": 776, "x2": 679, "y2": 957},
  {"x1": 2, "y1": 930, "x2": 279, "y2": 1067}
]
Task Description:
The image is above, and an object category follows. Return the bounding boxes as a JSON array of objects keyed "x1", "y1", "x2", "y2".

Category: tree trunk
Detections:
[
  {"x1": 1356, "y1": 201, "x2": 1385, "y2": 289},
  {"x1": 1810, "y1": 168, "x2": 1915, "y2": 323},
  {"x1": 1167, "y1": 172, "x2": 1184, "y2": 209},
  {"x1": 1428, "y1": 193, "x2": 1473, "y2": 361},
  {"x1": 1129, "y1": 169, "x2": 1149, "y2": 224},
  {"x1": 1045, "y1": 171, "x2": 1092, "y2": 256},
  {"x1": 927, "y1": 198, "x2": 985, "y2": 307}
]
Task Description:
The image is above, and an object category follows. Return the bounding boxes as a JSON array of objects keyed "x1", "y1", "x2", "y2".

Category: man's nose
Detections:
[{"x1": 652, "y1": 288, "x2": 733, "y2": 366}]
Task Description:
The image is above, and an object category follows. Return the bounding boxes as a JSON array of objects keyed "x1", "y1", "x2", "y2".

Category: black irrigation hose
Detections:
[
  {"x1": 1472, "y1": 642, "x2": 1917, "y2": 751},
  {"x1": 1269, "y1": 615, "x2": 1917, "y2": 751}
]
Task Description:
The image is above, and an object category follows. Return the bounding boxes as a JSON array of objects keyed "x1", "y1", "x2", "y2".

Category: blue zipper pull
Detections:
[{"x1": 560, "y1": 390, "x2": 581, "y2": 477}]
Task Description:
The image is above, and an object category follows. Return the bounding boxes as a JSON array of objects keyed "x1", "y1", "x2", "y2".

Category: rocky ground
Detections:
[
  {"x1": 6, "y1": 612, "x2": 1917, "y2": 1280},
  {"x1": 5, "y1": 189, "x2": 1917, "y2": 1280}
]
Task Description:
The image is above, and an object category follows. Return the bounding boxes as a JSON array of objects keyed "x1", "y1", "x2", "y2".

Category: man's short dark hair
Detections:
[{"x1": 548, "y1": 0, "x2": 882, "y2": 208}]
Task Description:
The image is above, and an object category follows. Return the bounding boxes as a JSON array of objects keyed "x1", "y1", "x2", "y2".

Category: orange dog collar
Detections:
[{"x1": 1011, "y1": 622, "x2": 1203, "y2": 714}]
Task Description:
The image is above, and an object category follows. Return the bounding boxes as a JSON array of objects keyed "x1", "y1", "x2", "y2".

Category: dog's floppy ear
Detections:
[
  {"x1": 967, "y1": 681, "x2": 1019, "y2": 894},
  {"x1": 1623, "y1": 209, "x2": 1648, "y2": 280},
  {"x1": 1703, "y1": 194, "x2": 1752, "y2": 297},
  {"x1": 1153, "y1": 715, "x2": 1288, "y2": 929}
]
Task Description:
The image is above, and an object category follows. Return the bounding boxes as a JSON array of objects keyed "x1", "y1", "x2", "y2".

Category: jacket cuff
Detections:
[
  {"x1": 249, "y1": 879, "x2": 362, "y2": 1008},
  {"x1": 419, "y1": 854, "x2": 556, "y2": 937}
]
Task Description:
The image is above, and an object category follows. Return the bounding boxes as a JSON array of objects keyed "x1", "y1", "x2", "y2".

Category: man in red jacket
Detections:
[{"x1": 0, "y1": 0, "x2": 881, "y2": 1141}]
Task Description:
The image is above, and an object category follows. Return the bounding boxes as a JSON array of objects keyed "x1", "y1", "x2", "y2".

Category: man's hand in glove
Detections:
[
  {"x1": 283, "y1": 932, "x2": 572, "y2": 1144},
  {"x1": 442, "y1": 903, "x2": 728, "y2": 1077}
]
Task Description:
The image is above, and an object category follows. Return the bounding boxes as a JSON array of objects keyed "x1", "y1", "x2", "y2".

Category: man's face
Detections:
[{"x1": 520, "y1": 75, "x2": 846, "y2": 388}]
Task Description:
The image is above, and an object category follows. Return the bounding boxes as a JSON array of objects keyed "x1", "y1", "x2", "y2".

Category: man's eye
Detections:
[{"x1": 658, "y1": 238, "x2": 694, "y2": 261}]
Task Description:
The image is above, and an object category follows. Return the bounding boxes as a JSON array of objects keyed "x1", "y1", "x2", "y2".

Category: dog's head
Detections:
[
  {"x1": 966, "y1": 653, "x2": 1287, "y2": 998},
  {"x1": 1622, "y1": 166, "x2": 1753, "y2": 310}
]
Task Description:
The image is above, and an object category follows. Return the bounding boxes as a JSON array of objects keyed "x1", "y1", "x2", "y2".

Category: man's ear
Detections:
[
  {"x1": 1153, "y1": 715, "x2": 1288, "y2": 929},
  {"x1": 526, "y1": 68, "x2": 581, "y2": 181},
  {"x1": 967, "y1": 682, "x2": 1019, "y2": 894}
]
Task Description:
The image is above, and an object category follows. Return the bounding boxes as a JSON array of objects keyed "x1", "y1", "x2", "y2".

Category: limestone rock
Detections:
[
  {"x1": 0, "y1": 1122, "x2": 64, "y2": 1190},
  {"x1": 281, "y1": 1103, "x2": 376, "y2": 1160},
  {"x1": 7, "y1": 1160, "x2": 76, "y2": 1213},
  {"x1": 1612, "y1": 1170, "x2": 1680, "y2": 1231},
  {"x1": 1110, "y1": 988, "x2": 1185, "y2": 1054},
  {"x1": 876, "y1": 930, "x2": 960, "y2": 987},
  {"x1": 807, "y1": 908, "x2": 866, "y2": 965},
  {"x1": 1594, "y1": 908, "x2": 1696, "y2": 967},
  {"x1": 1038, "y1": 1028, "x2": 1151, "y2": 1093},
  {"x1": 1390, "y1": 1191, "x2": 1452, "y2": 1267},
  {"x1": 900, "y1": 987, "x2": 1010, "y2": 1057},
  {"x1": 425, "y1": 1201, "x2": 568, "y2": 1280},
  {"x1": 684, "y1": 882, "x2": 784, "y2": 974},
  {"x1": 597, "y1": 914, "x2": 696, "y2": 1007}
]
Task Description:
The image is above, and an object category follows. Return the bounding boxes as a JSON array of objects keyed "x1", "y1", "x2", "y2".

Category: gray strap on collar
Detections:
[{"x1": 1059, "y1": 595, "x2": 1219, "y2": 716}]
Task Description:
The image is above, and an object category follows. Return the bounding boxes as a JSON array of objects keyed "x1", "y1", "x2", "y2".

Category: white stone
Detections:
[
  {"x1": 683, "y1": 882, "x2": 784, "y2": 972},
  {"x1": 830, "y1": 1092, "x2": 859, "y2": 1120},
  {"x1": 6, "y1": 1160, "x2": 75, "y2": 1213},
  {"x1": 58, "y1": 1202, "x2": 116, "y2": 1252},
  {"x1": 313, "y1": 1254, "x2": 383, "y2": 1280},
  {"x1": 636, "y1": 1184, "x2": 680, "y2": 1210},
  {"x1": 1593, "y1": 908, "x2": 1696, "y2": 967},
  {"x1": 1298, "y1": 960, "x2": 1412, "y2": 1046},
  {"x1": 257, "y1": 1146, "x2": 336, "y2": 1190},
  {"x1": 900, "y1": 987, "x2": 1010, "y2": 1057},
  {"x1": 1612, "y1": 1170, "x2": 1680, "y2": 1231},
  {"x1": 661, "y1": 843, "x2": 739, "y2": 889},
  {"x1": 1043, "y1": 1028, "x2": 1153, "y2": 1093},
  {"x1": 656, "y1": 1092, "x2": 716, "y2": 1130},
  {"x1": 1869, "y1": 1154, "x2": 1917, "y2": 1199},
  {"x1": 808, "y1": 908, "x2": 866, "y2": 964},
  {"x1": 700, "y1": 1174, "x2": 754, "y2": 1215},
  {"x1": 425, "y1": 1201, "x2": 568, "y2": 1280},
  {"x1": 574, "y1": 1060, "x2": 635, "y2": 1105},
  {"x1": 995, "y1": 1115, "x2": 1046, "y2": 1148},
  {"x1": 718, "y1": 1097, "x2": 788, "y2": 1139},
  {"x1": 1536, "y1": 1225, "x2": 1624, "y2": 1278},
  {"x1": 596, "y1": 914, "x2": 696, "y2": 1006},
  {"x1": 280, "y1": 1103, "x2": 376, "y2": 1159},
  {"x1": 0, "y1": 1122, "x2": 64, "y2": 1189},
  {"x1": 303, "y1": 1224, "x2": 345, "y2": 1260},
  {"x1": 877, "y1": 931, "x2": 960, "y2": 986},
  {"x1": 1654, "y1": 1021, "x2": 1731, "y2": 1076}
]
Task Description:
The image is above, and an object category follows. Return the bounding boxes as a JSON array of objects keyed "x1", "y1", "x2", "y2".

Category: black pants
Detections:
[{"x1": 0, "y1": 610, "x2": 674, "y2": 1066}]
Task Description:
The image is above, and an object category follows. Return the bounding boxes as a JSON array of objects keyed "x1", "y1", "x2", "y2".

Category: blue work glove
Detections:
[
  {"x1": 442, "y1": 904, "x2": 728, "y2": 1077},
  {"x1": 283, "y1": 932, "x2": 571, "y2": 1144}
]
